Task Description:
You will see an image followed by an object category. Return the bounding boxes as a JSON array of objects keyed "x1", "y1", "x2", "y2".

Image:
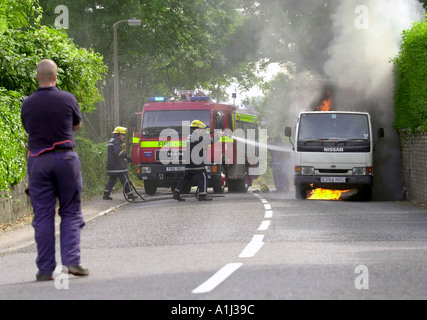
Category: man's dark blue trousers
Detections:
[{"x1": 27, "y1": 150, "x2": 84, "y2": 275}]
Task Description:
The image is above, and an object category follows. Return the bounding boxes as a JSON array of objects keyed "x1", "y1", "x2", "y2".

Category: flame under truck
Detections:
[{"x1": 131, "y1": 93, "x2": 260, "y2": 195}]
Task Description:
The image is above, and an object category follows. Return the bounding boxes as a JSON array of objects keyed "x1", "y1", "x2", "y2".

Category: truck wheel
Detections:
[
  {"x1": 359, "y1": 186, "x2": 372, "y2": 201},
  {"x1": 227, "y1": 179, "x2": 238, "y2": 192},
  {"x1": 229, "y1": 179, "x2": 248, "y2": 193},
  {"x1": 212, "y1": 168, "x2": 226, "y2": 193},
  {"x1": 144, "y1": 181, "x2": 157, "y2": 196},
  {"x1": 212, "y1": 180, "x2": 225, "y2": 193},
  {"x1": 295, "y1": 186, "x2": 306, "y2": 200}
]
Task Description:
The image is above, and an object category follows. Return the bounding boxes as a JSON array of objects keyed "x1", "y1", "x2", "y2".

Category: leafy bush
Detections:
[
  {"x1": 393, "y1": 16, "x2": 427, "y2": 132},
  {"x1": 74, "y1": 137, "x2": 108, "y2": 200},
  {"x1": 0, "y1": 89, "x2": 27, "y2": 195},
  {"x1": 0, "y1": 0, "x2": 107, "y2": 196},
  {"x1": 0, "y1": 26, "x2": 107, "y2": 112}
]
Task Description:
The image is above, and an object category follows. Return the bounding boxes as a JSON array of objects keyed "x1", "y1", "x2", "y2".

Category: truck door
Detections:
[
  {"x1": 210, "y1": 110, "x2": 225, "y2": 163},
  {"x1": 131, "y1": 112, "x2": 142, "y2": 164}
]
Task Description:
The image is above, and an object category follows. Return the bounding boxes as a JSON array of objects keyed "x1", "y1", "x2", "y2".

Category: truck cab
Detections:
[{"x1": 285, "y1": 111, "x2": 383, "y2": 200}]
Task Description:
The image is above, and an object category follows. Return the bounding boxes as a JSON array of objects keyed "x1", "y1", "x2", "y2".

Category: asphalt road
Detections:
[{"x1": 0, "y1": 188, "x2": 426, "y2": 302}]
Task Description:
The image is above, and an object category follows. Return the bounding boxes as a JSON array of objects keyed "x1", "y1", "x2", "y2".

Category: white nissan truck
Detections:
[{"x1": 285, "y1": 111, "x2": 384, "y2": 200}]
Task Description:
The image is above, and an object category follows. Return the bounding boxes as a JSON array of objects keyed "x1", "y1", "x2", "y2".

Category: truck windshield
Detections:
[
  {"x1": 298, "y1": 113, "x2": 370, "y2": 142},
  {"x1": 142, "y1": 110, "x2": 211, "y2": 137}
]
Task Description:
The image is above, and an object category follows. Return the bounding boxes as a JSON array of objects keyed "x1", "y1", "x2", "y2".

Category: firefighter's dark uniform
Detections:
[
  {"x1": 173, "y1": 124, "x2": 220, "y2": 201},
  {"x1": 103, "y1": 132, "x2": 134, "y2": 200}
]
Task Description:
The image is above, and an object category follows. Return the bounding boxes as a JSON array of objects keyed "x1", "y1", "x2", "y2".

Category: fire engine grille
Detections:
[{"x1": 155, "y1": 150, "x2": 184, "y2": 162}]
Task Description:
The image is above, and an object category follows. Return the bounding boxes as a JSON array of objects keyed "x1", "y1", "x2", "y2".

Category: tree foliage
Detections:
[
  {"x1": 38, "y1": 0, "x2": 262, "y2": 140},
  {"x1": 393, "y1": 16, "x2": 427, "y2": 131},
  {"x1": 0, "y1": 0, "x2": 107, "y2": 194},
  {"x1": 0, "y1": 89, "x2": 27, "y2": 194}
]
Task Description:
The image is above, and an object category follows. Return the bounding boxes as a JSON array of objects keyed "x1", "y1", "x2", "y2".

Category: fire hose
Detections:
[{"x1": 123, "y1": 176, "x2": 145, "y2": 203}]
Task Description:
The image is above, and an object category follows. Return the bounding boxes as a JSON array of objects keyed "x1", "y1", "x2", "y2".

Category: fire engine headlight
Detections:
[
  {"x1": 140, "y1": 167, "x2": 151, "y2": 174},
  {"x1": 353, "y1": 167, "x2": 367, "y2": 175},
  {"x1": 296, "y1": 166, "x2": 314, "y2": 176}
]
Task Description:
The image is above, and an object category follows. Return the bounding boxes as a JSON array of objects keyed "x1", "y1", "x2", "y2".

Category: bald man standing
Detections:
[{"x1": 21, "y1": 59, "x2": 89, "y2": 281}]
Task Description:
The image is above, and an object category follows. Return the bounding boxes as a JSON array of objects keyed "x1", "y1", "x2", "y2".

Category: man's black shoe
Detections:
[
  {"x1": 67, "y1": 265, "x2": 90, "y2": 277},
  {"x1": 198, "y1": 196, "x2": 212, "y2": 201},
  {"x1": 36, "y1": 272, "x2": 53, "y2": 281}
]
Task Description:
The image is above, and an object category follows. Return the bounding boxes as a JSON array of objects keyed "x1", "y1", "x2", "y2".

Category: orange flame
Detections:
[
  {"x1": 308, "y1": 188, "x2": 351, "y2": 200},
  {"x1": 317, "y1": 91, "x2": 332, "y2": 111}
]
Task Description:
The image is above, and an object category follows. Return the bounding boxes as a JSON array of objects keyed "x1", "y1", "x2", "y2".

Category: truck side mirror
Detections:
[{"x1": 284, "y1": 127, "x2": 294, "y2": 150}]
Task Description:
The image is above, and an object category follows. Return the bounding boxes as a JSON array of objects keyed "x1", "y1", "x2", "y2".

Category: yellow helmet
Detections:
[
  {"x1": 113, "y1": 126, "x2": 127, "y2": 135},
  {"x1": 190, "y1": 120, "x2": 207, "y2": 129}
]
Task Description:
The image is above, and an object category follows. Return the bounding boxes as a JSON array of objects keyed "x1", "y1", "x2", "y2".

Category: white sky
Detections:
[{"x1": 225, "y1": 62, "x2": 281, "y2": 107}]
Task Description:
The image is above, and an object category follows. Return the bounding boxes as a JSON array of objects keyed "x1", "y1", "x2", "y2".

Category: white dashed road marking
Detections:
[
  {"x1": 192, "y1": 263, "x2": 243, "y2": 294},
  {"x1": 192, "y1": 193, "x2": 273, "y2": 294}
]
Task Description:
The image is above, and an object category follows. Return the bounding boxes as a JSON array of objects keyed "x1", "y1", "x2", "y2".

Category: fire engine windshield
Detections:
[
  {"x1": 298, "y1": 113, "x2": 370, "y2": 142},
  {"x1": 142, "y1": 110, "x2": 211, "y2": 137}
]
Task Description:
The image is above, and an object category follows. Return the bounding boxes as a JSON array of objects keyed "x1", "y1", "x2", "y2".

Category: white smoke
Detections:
[
  {"x1": 255, "y1": 0, "x2": 424, "y2": 199},
  {"x1": 324, "y1": 0, "x2": 425, "y2": 103},
  {"x1": 322, "y1": 0, "x2": 425, "y2": 200}
]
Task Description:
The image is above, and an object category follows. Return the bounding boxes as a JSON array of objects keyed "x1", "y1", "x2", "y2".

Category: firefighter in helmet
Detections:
[
  {"x1": 103, "y1": 126, "x2": 137, "y2": 200},
  {"x1": 173, "y1": 120, "x2": 222, "y2": 201}
]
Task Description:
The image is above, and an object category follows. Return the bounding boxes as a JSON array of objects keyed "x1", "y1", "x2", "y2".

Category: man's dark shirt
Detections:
[{"x1": 21, "y1": 86, "x2": 81, "y2": 152}]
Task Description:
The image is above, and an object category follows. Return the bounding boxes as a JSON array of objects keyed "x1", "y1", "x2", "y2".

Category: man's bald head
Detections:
[{"x1": 36, "y1": 59, "x2": 57, "y2": 86}]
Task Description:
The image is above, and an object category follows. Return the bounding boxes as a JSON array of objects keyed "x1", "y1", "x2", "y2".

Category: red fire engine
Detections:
[{"x1": 130, "y1": 90, "x2": 261, "y2": 195}]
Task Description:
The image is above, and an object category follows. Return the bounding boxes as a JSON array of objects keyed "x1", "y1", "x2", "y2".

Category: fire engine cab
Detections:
[{"x1": 130, "y1": 90, "x2": 260, "y2": 195}]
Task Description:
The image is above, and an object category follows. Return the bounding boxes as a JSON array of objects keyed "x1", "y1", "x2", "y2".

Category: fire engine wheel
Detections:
[
  {"x1": 144, "y1": 181, "x2": 157, "y2": 196},
  {"x1": 213, "y1": 184, "x2": 225, "y2": 194},
  {"x1": 227, "y1": 179, "x2": 248, "y2": 193},
  {"x1": 212, "y1": 177, "x2": 225, "y2": 193}
]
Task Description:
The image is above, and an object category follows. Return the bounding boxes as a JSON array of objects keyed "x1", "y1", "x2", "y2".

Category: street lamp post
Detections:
[{"x1": 113, "y1": 19, "x2": 141, "y2": 127}]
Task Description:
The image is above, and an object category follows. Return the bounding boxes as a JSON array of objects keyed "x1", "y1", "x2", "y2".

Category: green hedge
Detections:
[
  {"x1": 74, "y1": 137, "x2": 108, "y2": 200},
  {"x1": 393, "y1": 16, "x2": 427, "y2": 132},
  {"x1": 0, "y1": 88, "x2": 27, "y2": 195}
]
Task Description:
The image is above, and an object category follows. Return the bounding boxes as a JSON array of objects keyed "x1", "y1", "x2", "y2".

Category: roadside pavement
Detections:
[
  {"x1": 0, "y1": 190, "x2": 139, "y2": 256},
  {"x1": 0, "y1": 186, "x2": 267, "y2": 256}
]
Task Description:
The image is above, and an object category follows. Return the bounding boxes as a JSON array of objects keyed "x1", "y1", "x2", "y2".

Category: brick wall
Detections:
[
  {"x1": 0, "y1": 178, "x2": 32, "y2": 225},
  {"x1": 399, "y1": 130, "x2": 427, "y2": 202}
]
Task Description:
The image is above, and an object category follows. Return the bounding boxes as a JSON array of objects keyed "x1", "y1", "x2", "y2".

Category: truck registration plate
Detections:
[
  {"x1": 321, "y1": 177, "x2": 346, "y2": 183},
  {"x1": 166, "y1": 167, "x2": 186, "y2": 172}
]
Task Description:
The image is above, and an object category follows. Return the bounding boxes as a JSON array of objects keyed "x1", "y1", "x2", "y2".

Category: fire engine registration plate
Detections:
[
  {"x1": 166, "y1": 167, "x2": 186, "y2": 172},
  {"x1": 321, "y1": 177, "x2": 346, "y2": 183}
]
